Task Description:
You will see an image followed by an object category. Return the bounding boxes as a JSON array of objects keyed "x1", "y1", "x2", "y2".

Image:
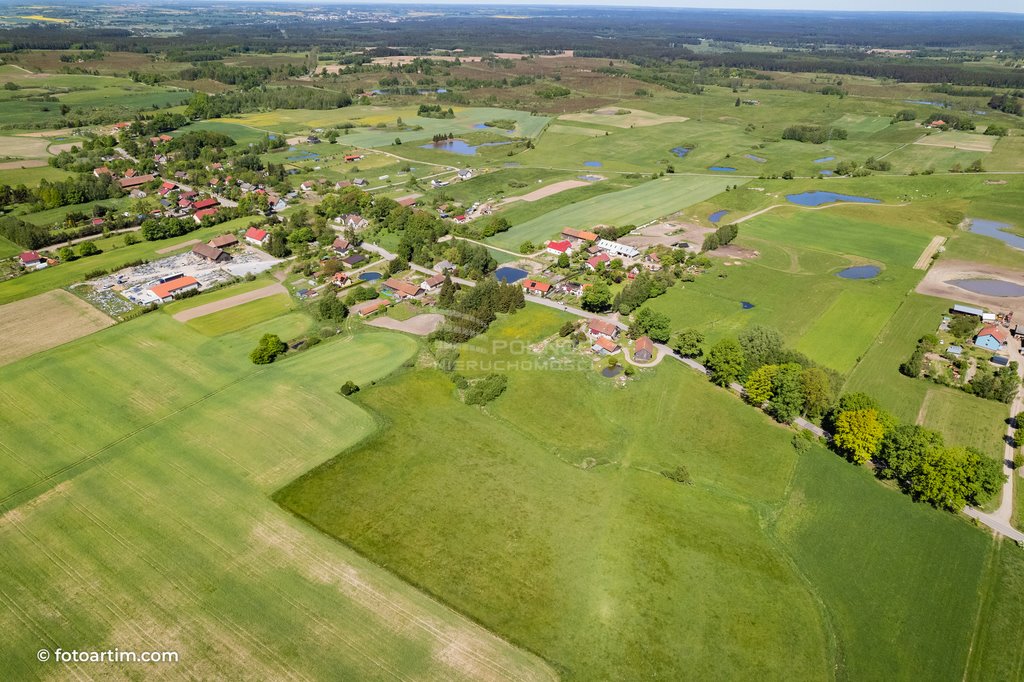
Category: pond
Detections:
[
  {"x1": 819, "y1": 170, "x2": 834, "y2": 176},
  {"x1": 837, "y1": 265, "x2": 881, "y2": 280},
  {"x1": 813, "y1": 156, "x2": 835, "y2": 163},
  {"x1": 968, "y1": 218, "x2": 1024, "y2": 250},
  {"x1": 904, "y1": 99, "x2": 949, "y2": 108},
  {"x1": 741, "y1": 301, "x2": 755, "y2": 309},
  {"x1": 495, "y1": 266, "x2": 528, "y2": 284},
  {"x1": 786, "y1": 191, "x2": 881, "y2": 207},
  {"x1": 358, "y1": 271, "x2": 382, "y2": 282},
  {"x1": 709, "y1": 210, "x2": 729, "y2": 224},
  {"x1": 578, "y1": 174, "x2": 603, "y2": 182},
  {"x1": 419, "y1": 139, "x2": 512, "y2": 156},
  {"x1": 709, "y1": 166, "x2": 737, "y2": 172},
  {"x1": 583, "y1": 161, "x2": 603, "y2": 167},
  {"x1": 288, "y1": 152, "x2": 320, "y2": 161},
  {"x1": 601, "y1": 365, "x2": 623, "y2": 378},
  {"x1": 948, "y1": 279, "x2": 1024, "y2": 297},
  {"x1": 671, "y1": 147, "x2": 691, "y2": 158},
  {"x1": 744, "y1": 154, "x2": 767, "y2": 163}
]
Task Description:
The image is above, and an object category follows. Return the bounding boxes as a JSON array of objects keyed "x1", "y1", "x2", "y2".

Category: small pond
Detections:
[
  {"x1": 709, "y1": 166, "x2": 737, "y2": 172},
  {"x1": 495, "y1": 266, "x2": 528, "y2": 284},
  {"x1": 741, "y1": 301, "x2": 755, "y2": 309},
  {"x1": 786, "y1": 191, "x2": 881, "y2": 207},
  {"x1": 671, "y1": 147, "x2": 691, "y2": 158},
  {"x1": 602, "y1": 365, "x2": 624, "y2": 378},
  {"x1": 904, "y1": 99, "x2": 949, "y2": 108},
  {"x1": 288, "y1": 152, "x2": 320, "y2": 161},
  {"x1": 948, "y1": 279, "x2": 1024, "y2": 297},
  {"x1": 583, "y1": 161, "x2": 603, "y2": 167},
  {"x1": 709, "y1": 210, "x2": 729, "y2": 224},
  {"x1": 968, "y1": 218, "x2": 1024, "y2": 250},
  {"x1": 358, "y1": 271, "x2": 383, "y2": 282},
  {"x1": 819, "y1": 170, "x2": 834, "y2": 176},
  {"x1": 744, "y1": 154, "x2": 767, "y2": 163},
  {"x1": 813, "y1": 156, "x2": 835, "y2": 163},
  {"x1": 837, "y1": 265, "x2": 881, "y2": 280},
  {"x1": 419, "y1": 139, "x2": 512, "y2": 156},
  {"x1": 578, "y1": 174, "x2": 603, "y2": 182}
]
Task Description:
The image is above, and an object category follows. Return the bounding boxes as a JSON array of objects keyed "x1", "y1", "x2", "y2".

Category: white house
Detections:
[{"x1": 245, "y1": 226, "x2": 269, "y2": 246}]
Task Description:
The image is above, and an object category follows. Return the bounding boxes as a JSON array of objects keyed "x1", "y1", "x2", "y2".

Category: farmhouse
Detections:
[
  {"x1": 592, "y1": 336, "x2": 620, "y2": 356},
  {"x1": 245, "y1": 227, "x2": 269, "y2": 246},
  {"x1": 975, "y1": 325, "x2": 1009, "y2": 351},
  {"x1": 145, "y1": 276, "x2": 199, "y2": 303},
  {"x1": 191, "y1": 243, "x2": 229, "y2": 262},
  {"x1": 118, "y1": 174, "x2": 155, "y2": 190},
  {"x1": 340, "y1": 214, "x2": 369, "y2": 230},
  {"x1": 562, "y1": 227, "x2": 599, "y2": 243},
  {"x1": 93, "y1": 166, "x2": 111, "y2": 177},
  {"x1": 193, "y1": 208, "x2": 218, "y2": 224},
  {"x1": 557, "y1": 281, "x2": 583, "y2": 297},
  {"x1": 396, "y1": 196, "x2": 419, "y2": 208},
  {"x1": 383, "y1": 277, "x2": 422, "y2": 300},
  {"x1": 522, "y1": 280, "x2": 552, "y2": 297},
  {"x1": 192, "y1": 197, "x2": 219, "y2": 211},
  {"x1": 19, "y1": 251, "x2": 46, "y2": 269},
  {"x1": 586, "y1": 253, "x2": 610, "y2": 270},
  {"x1": 420, "y1": 273, "x2": 446, "y2": 292},
  {"x1": 546, "y1": 240, "x2": 573, "y2": 256},
  {"x1": 598, "y1": 239, "x2": 640, "y2": 259},
  {"x1": 355, "y1": 299, "x2": 390, "y2": 317},
  {"x1": 633, "y1": 336, "x2": 654, "y2": 362},
  {"x1": 588, "y1": 318, "x2": 619, "y2": 340},
  {"x1": 209, "y1": 234, "x2": 239, "y2": 249},
  {"x1": 332, "y1": 237, "x2": 351, "y2": 254}
]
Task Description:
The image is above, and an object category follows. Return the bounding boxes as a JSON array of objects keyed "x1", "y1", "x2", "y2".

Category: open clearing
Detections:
[
  {"x1": 0, "y1": 135, "x2": 50, "y2": 158},
  {"x1": 916, "y1": 259, "x2": 1024, "y2": 318},
  {"x1": 0, "y1": 289, "x2": 113, "y2": 367},
  {"x1": 366, "y1": 313, "x2": 444, "y2": 336},
  {"x1": 913, "y1": 131, "x2": 997, "y2": 152},
  {"x1": 0, "y1": 159, "x2": 47, "y2": 170},
  {"x1": 280, "y1": 306, "x2": 1005, "y2": 682},
  {"x1": 0, "y1": 315, "x2": 555, "y2": 681},
  {"x1": 498, "y1": 179, "x2": 593, "y2": 205},
  {"x1": 560, "y1": 108, "x2": 689, "y2": 128},
  {"x1": 172, "y1": 282, "x2": 288, "y2": 322}
]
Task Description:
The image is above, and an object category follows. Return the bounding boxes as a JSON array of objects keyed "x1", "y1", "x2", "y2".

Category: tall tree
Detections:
[
  {"x1": 705, "y1": 339, "x2": 745, "y2": 387},
  {"x1": 833, "y1": 408, "x2": 885, "y2": 464}
]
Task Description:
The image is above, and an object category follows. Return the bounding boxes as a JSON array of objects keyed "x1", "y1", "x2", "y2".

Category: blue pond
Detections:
[
  {"x1": 813, "y1": 156, "x2": 835, "y2": 163},
  {"x1": 968, "y1": 218, "x2": 1024, "y2": 250},
  {"x1": 709, "y1": 166, "x2": 737, "y2": 172},
  {"x1": 786, "y1": 191, "x2": 881, "y2": 207},
  {"x1": 819, "y1": 170, "x2": 834, "y2": 176},
  {"x1": 744, "y1": 154, "x2": 767, "y2": 163},
  {"x1": 288, "y1": 152, "x2": 320, "y2": 161},
  {"x1": 709, "y1": 210, "x2": 729, "y2": 224},
  {"x1": 495, "y1": 266, "x2": 528, "y2": 284},
  {"x1": 741, "y1": 301, "x2": 755, "y2": 309},
  {"x1": 838, "y1": 265, "x2": 881, "y2": 280},
  {"x1": 420, "y1": 139, "x2": 512, "y2": 156},
  {"x1": 948, "y1": 279, "x2": 1024, "y2": 297},
  {"x1": 671, "y1": 147, "x2": 691, "y2": 158},
  {"x1": 602, "y1": 366, "x2": 624, "y2": 378},
  {"x1": 583, "y1": 161, "x2": 603, "y2": 167},
  {"x1": 358, "y1": 271, "x2": 382, "y2": 282},
  {"x1": 904, "y1": 99, "x2": 949, "y2": 108}
]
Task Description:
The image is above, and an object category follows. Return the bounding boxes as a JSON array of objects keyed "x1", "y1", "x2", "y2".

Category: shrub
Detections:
[
  {"x1": 339, "y1": 381, "x2": 360, "y2": 396},
  {"x1": 463, "y1": 373, "x2": 508, "y2": 405}
]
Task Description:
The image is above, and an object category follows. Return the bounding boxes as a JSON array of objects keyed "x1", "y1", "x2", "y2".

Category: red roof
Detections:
[
  {"x1": 594, "y1": 336, "x2": 619, "y2": 352},
  {"x1": 245, "y1": 227, "x2": 268, "y2": 242},
  {"x1": 562, "y1": 227, "x2": 599, "y2": 241},
  {"x1": 118, "y1": 174, "x2": 155, "y2": 189},
  {"x1": 160, "y1": 181, "x2": 176, "y2": 190},
  {"x1": 635, "y1": 336, "x2": 654, "y2": 353},
  {"x1": 589, "y1": 318, "x2": 618, "y2": 337},
  {"x1": 178, "y1": 199, "x2": 192, "y2": 208},
  {"x1": 149, "y1": 276, "x2": 198, "y2": 300},
  {"x1": 547, "y1": 240, "x2": 572, "y2": 253},
  {"x1": 522, "y1": 279, "x2": 551, "y2": 293},
  {"x1": 192, "y1": 198, "x2": 218, "y2": 210},
  {"x1": 344, "y1": 155, "x2": 362, "y2": 161},
  {"x1": 194, "y1": 208, "x2": 218, "y2": 221},
  {"x1": 396, "y1": 197, "x2": 418, "y2": 207},
  {"x1": 384, "y1": 277, "x2": 421, "y2": 297},
  {"x1": 19, "y1": 250, "x2": 42, "y2": 264},
  {"x1": 978, "y1": 325, "x2": 1009, "y2": 343},
  {"x1": 93, "y1": 166, "x2": 110, "y2": 176},
  {"x1": 587, "y1": 253, "x2": 610, "y2": 268}
]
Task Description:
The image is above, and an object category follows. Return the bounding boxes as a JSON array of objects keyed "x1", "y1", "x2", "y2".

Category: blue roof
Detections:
[
  {"x1": 992, "y1": 356, "x2": 1010, "y2": 366},
  {"x1": 948, "y1": 345, "x2": 963, "y2": 354}
]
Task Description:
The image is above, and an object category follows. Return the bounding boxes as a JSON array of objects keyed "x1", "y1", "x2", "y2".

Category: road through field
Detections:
[
  {"x1": 172, "y1": 282, "x2": 287, "y2": 322},
  {"x1": 913, "y1": 236, "x2": 946, "y2": 270}
]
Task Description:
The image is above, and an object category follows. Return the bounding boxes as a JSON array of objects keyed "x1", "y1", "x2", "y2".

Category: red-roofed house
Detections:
[
  {"x1": 420, "y1": 273, "x2": 446, "y2": 292},
  {"x1": 93, "y1": 166, "x2": 111, "y2": 178},
  {"x1": 562, "y1": 227, "x2": 599, "y2": 242},
  {"x1": 396, "y1": 196, "x2": 418, "y2": 208},
  {"x1": 522, "y1": 280, "x2": 551, "y2": 297},
  {"x1": 975, "y1": 325, "x2": 1009, "y2": 351},
  {"x1": 383, "y1": 277, "x2": 421, "y2": 300},
  {"x1": 344, "y1": 154, "x2": 363, "y2": 162},
  {"x1": 331, "y1": 237, "x2": 351, "y2": 254},
  {"x1": 928, "y1": 119, "x2": 946, "y2": 128},
  {"x1": 332, "y1": 272, "x2": 349, "y2": 286},
  {"x1": 245, "y1": 227, "x2": 269, "y2": 246},
  {"x1": 633, "y1": 336, "x2": 654, "y2": 362},
  {"x1": 592, "y1": 336, "x2": 620, "y2": 356},
  {"x1": 118, "y1": 174, "x2": 155, "y2": 189},
  {"x1": 546, "y1": 240, "x2": 573, "y2": 256},
  {"x1": 193, "y1": 208, "x2": 218, "y2": 224},
  {"x1": 145, "y1": 276, "x2": 199, "y2": 303},
  {"x1": 588, "y1": 318, "x2": 618, "y2": 340},
  {"x1": 586, "y1": 253, "x2": 610, "y2": 270},
  {"x1": 192, "y1": 198, "x2": 218, "y2": 211},
  {"x1": 19, "y1": 251, "x2": 46, "y2": 269}
]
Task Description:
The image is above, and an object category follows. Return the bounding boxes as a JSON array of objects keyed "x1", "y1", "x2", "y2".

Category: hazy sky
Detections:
[{"x1": 349, "y1": 0, "x2": 1022, "y2": 12}]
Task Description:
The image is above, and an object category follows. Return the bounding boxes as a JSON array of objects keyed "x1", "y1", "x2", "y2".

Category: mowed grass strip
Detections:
[
  {"x1": 487, "y1": 174, "x2": 739, "y2": 250},
  {"x1": 0, "y1": 289, "x2": 113, "y2": 367},
  {"x1": 0, "y1": 314, "x2": 555, "y2": 681},
  {"x1": 186, "y1": 294, "x2": 293, "y2": 336}
]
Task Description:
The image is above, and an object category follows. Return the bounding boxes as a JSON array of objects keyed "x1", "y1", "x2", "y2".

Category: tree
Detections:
[
  {"x1": 767, "y1": 363, "x2": 804, "y2": 423},
  {"x1": 57, "y1": 246, "x2": 75, "y2": 262},
  {"x1": 386, "y1": 255, "x2": 408, "y2": 276},
  {"x1": 316, "y1": 293, "x2": 349, "y2": 322},
  {"x1": 438, "y1": 274, "x2": 455, "y2": 308},
  {"x1": 705, "y1": 339, "x2": 745, "y2": 387},
  {"x1": 738, "y1": 325, "x2": 785, "y2": 377},
  {"x1": 799, "y1": 367, "x2": 834, "y2": 420},
  {"x1": 581, "y1": 280, "x2": 612, "y2": 312},
  {"x1": 744, "y1": 364, "x2": 778, "y2": 406},
  {"x1": 878, "y1": 424, "x2": 945, "y2": 482},
  {"x1": 78, "y1": 241, "x2": 99, "y2": 257},
  {"x1": 907, "y1": 446, "x2": 1002, "y2": 511},
  {"x1": 557, "y1": 253, "x2": 570, "y2": 268},
  {"x1": 629, "y1": 307, "x2": 672, "y2": 343},
  {"x1": 249, "y1": 334, "x2": 287, "y2": 365},
  {"x1": 833, "y1": 408, "x2": 885, "y2": 464},
  {"x1": 949, "y1": 315, "x2": 978, "y2": 339},
  {"x1": 671, "y1": 328, "x2": 704, "y2": 358}
]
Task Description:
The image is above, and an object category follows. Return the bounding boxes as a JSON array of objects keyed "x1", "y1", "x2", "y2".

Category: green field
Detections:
[
  {"x1": 486, "y1": 174, "x2": 739, "y2": 250},
  {"x1": 186, "y1": 294, "x2": 295, "y2": 335},
  {"x1": 279, "y1": 305, "x2": 1012, "y2": 681},
  {"x1": 0, "y1": 313, "x2": 554, "y2": 680}
]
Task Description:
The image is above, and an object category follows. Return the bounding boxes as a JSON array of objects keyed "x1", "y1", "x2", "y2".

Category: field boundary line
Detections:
[{"x1": 913, "y1": 236, "x2": 945, "y2": 270}]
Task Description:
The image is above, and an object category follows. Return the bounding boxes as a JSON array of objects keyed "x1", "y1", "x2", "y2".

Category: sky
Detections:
[{"x1": 345, "y1": 0, "x2": 1023, "y2": 12}]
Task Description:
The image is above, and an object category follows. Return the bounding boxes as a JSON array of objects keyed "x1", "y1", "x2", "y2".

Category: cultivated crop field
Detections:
[{"x1": 0, "y1": 288, "x2": 113, "y2": 366}]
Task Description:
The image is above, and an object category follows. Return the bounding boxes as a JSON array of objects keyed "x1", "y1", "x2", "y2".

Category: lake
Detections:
[
  {"x1": 495, "y1": 266, "x2": 528, "y2": 283},
  {"x1": 671, "y1": 147, "x2": 691, "y2": 158},
  {"x1": 968, "y1": 218, "x2": 1024, "y2": 250},
  {"x1": 948, "y1": 279, "x2": 1024, "y2": 297},
  {"x1": 584, "y1": 161, "x2": 603, "y2": 167},
  {"x1": 786, "y1": 191, "x2": 881, "y2": 207},
  {"x1": 838, "y1": 265, "x2": 881, "y2": 280},
  {"x1": 419, "y1": 139, "x2": 512, "y2": 155},
  {"x1": 813, "y1": 156, "x2": 835, "y2": 163}
]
